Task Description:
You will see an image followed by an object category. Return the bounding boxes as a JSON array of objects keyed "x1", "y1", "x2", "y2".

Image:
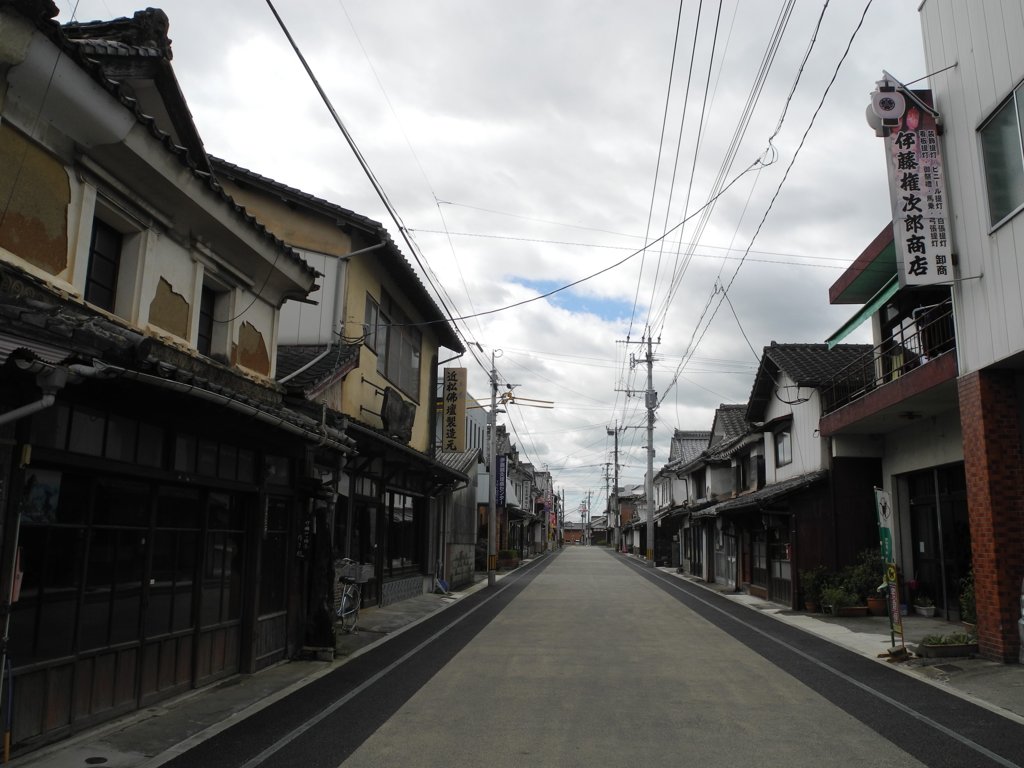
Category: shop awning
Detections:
[{"x1": 826, "y1": 277, "x2": 898, "y2": 349}]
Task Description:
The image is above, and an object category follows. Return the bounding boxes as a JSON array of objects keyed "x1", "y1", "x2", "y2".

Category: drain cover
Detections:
[{"x1": 935, "y1": 664, "x2": 962, "y2": 673}]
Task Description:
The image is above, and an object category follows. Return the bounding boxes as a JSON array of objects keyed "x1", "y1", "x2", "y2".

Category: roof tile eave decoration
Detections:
[
  {"x1": 716, "y1": 469, "x2": 829, "y2": 514},
  {"x1": 7, "y1": 4, "x2": 317, "y2": 282},
  {"x1": 276, "y1": 343, "x2": 360, "y2": 394},
  {"x1": 207, "y1": 156, "x2": 465, "y2": 354}
]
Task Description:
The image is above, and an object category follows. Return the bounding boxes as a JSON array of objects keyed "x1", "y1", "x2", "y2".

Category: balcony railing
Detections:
[{"x1": 821, "y1": 299, "x2": 955, "y2": 415}]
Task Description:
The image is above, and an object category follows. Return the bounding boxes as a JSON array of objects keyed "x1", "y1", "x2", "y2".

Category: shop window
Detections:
[
  {"x1": 385, "y1": 491, "x2": 419, "y2": 576},
  {"x1": 264, "y1": 454, "x2": 291, "y2": 487},
  {"x1": 259, "y1": 496, "x2": 289, "y2": 614},
  {"x1": 979, "y1": 82, "x2": 1024, "y2": 227},
  {"x1": 147, "y1": 489, "x2": 201, "y2": 637},
  {"x1": 201, "y1": 493, "x2": 245, "y2": 627}
]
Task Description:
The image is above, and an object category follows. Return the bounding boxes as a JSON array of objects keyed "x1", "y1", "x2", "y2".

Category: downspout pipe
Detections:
[{"x1": 0, "y1": 365, "x2": 75, "y2": 427}]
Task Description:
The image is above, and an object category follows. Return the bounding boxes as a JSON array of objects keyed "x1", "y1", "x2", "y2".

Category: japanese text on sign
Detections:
[
  {"x1": 442, "y1": 367, "x2": 467, "y2": 453},
  {"x1": 885, "y1": 104, "x2": 951, "y2": 286}
]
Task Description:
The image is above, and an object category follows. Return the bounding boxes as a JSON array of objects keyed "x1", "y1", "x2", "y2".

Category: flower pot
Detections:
[
  {"x1": 866, "y1": 595, "x2": 887, "y2": 616},
  {"x1": 918, "y1": 642, "x2": 978, "y2": 658},
  {"x1": 804, "y1": 601, "x2": 820, "y2": 613},
  {"x1": 914, "y1": 605, "x2": 936, "y2": 617}
]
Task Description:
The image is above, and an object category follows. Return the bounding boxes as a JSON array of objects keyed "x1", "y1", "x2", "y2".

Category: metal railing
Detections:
[{"x1": 821, "y1": 300, "x2": 956, "y2": 415}]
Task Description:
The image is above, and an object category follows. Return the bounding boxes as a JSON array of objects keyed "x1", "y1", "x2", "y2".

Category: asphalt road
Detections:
[{"x1": 164, "y1": 548, "x2": 1024, "y2": 768}]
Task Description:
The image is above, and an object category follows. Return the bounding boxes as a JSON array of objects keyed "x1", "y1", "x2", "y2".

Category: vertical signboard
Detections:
[
  {"x1": 496, "y1": 455, "x2": 507, "y2": 507},
  {"x1": 442, "y1": 367, "x2": 467, "y2": 453},
  {"x1": 881, "y1": 93, "x2": 951, "y2": 286}
]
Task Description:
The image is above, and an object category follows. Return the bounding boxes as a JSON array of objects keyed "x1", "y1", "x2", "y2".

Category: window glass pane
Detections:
[
  {"x1": 197, "y1": 440, "x2": 218, "y2": 477},
  {"x1": 104, "y1": 414, "x2": 137, "y2": 462},
  {"x1": 30, "y1": 403, "x2": 70, "y2": 449},
  {"x1": 264, "y1": 455, "x2": 290, "y2": 486},
  {"x1": 69, "y1": 407, "x2": 105, "y2": 456},
  {"x1": 237, "y1": 449, "x2": 255, "y2": 483},
  {"x1": 981, "y1": 95, "x2": 1024, "y2": 224},
  {"x1": 198, "y1": 286, "x2": 216, "y2": 357},
  {"x1": 92, "y1": 480, "x2": 149, "y2": 527},
  {"x1": 85, "y1": 219, "x2": 122, "y2": 311},
  {"x1": 218, "y1": 444, "x2": 238, "y2": 481},
  {"x1": 137, "y1": 422, "x2": 164, "y2": 467},
  {"x1": 156, "y1": 488, "x2": 201, "y2": 528},
  {"x1": 174, "y1": 434, "x2": 196, "y2": 473}
]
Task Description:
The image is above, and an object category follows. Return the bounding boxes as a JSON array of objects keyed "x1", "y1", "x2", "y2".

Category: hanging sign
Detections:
[
  {"x1": 441, "y1": 367, "x2": 467, "y2": 453},
  {"x1": 876, "y1": 79, "x2": 951, "y2": 286}
]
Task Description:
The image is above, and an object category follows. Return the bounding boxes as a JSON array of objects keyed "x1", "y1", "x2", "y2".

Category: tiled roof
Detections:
[
  {"x1": 713, "y1": 404, "x2": 748, "y2": 439},
  {"x1": 747, "y1": 342, "x2": 872, "y2": 422},
  {"x1": 669, "y1": 430, "x2": 711, "y2": 463},
  {"x1": 715, "y1": 470, "x2": 829, "y2": 515},
  {"x1": 436, "y1": 448, "x2": 482, "y2": 476},
  {"x1": 276, "y1": 343, "x2": 360, "y2": 396},
  {"x1": 765, "y1": 343, "x2": 872, "y2": 387}
]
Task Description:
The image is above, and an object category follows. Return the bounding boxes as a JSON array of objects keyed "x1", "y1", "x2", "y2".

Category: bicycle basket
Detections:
[{"x1": 338, "y1": 562, "x2": 373, "y2": 583}]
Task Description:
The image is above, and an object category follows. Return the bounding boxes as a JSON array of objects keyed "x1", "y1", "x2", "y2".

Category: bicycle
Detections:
[{"x1": 336, "y1": 558, "x2": 362, "y2": 633}]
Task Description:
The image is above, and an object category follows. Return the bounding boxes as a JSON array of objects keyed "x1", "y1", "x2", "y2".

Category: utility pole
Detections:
[
  {"x1": 487, "y1": 350, "x2": 498, "y2": 587},
  {"x1": 644, "y1": 335, "x2": 656, "y2": 567},
  {"x1": 615, "y1": 335, "x2": 658, "y2": 567},
  {"x1": 607, "y1": 421, "x2": 620, "y2": 551}
]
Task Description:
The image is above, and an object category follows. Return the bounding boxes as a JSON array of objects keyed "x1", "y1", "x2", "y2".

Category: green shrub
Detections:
[
  {"x1": 497, "y1": 549, "x2": 518, "y2": 560},
  {"x1": 921, "y1": 632, "x2": 975, "y2": 646},
  {"x1": 799, "y1": 566, "x2": 827, "y2": 604},
  {"x1": 959, "y1": 570, "x2": 976, "y2": 624},
  {"x1": 821, "y1": 585, "x2": 857, "y2": 610},
  {"x1": 841, "y1": 549, "x2": 885, "y2": 603}
]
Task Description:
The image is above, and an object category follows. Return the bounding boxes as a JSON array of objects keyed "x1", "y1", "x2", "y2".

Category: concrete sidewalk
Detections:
[
  {"x1": 14, "y1": 553, "x2": 1024, "y2": 766},
  {"x1": 663, "y1": 566, "x2": 1024, "y2": 726}
]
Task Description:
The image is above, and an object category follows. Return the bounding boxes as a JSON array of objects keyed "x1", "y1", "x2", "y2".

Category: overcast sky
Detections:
[{"x1": 61, "y1": 0, "x2": 926, "y2": 520}]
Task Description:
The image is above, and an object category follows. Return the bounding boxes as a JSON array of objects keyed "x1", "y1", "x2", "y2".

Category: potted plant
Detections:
[
  {"x1": 844, "y1": 549, "x2": 885, "y2": 606},
  {"x1": 799, "y1": 566, "x2": 827, "y2": 612},
  {"x1": 917, "y1": 631, "x2": 978, "y2": 658},
  {"x1": 914, "y1": 594, "x2": 936, "y2": 617},
  {"x1": 496, "y1": 549, "x2": 520, "y2": 570},
  {"x1": 821, "y1": 585, "x2": 863, "y2": 616}
]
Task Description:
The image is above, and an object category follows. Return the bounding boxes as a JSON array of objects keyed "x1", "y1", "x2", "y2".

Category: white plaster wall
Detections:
[
  {"x1": 762, "y1": 372, "x2": 829, "y2": 482},
  {"x1": 278, "y1": 249, "x2": 341, "y2": 346},
  {"x1": 880, "y1": 409, "x2": 963, "y2": 482},
  {"x1": 920, "y1": 1, "x2": 1024, "y2": 374}
]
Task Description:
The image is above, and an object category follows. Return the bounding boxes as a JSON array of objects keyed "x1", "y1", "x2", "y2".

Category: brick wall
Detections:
[{"x1": 958, "y1": 370, "x2": 1024, "y2": 662}]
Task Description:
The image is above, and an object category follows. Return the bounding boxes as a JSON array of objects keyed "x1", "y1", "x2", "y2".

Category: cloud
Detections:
[{"x1": 61, "y1": 0, "x2": 927, "y2": 513}]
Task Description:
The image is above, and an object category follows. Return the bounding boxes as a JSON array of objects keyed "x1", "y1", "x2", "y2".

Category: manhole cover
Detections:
[
  {"x1": 935, "y1": 664, "x2": 962, "y2": 673},
  {"x1": 85, "y1": 759, "x2": 108, "y2": 765}
]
